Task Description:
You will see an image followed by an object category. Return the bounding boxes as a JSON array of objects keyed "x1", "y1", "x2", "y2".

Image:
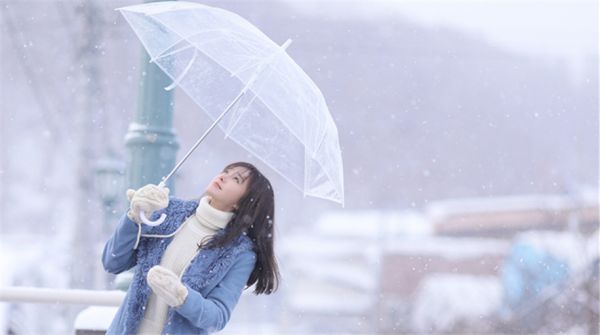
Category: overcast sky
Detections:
[{"x1": 283, "y1": 0, "x2": 598, "y2": 67}]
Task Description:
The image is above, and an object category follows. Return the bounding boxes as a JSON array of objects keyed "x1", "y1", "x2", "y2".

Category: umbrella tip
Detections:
[{"x1": 281, "y1": 39, "x2": 293, "y2": 51}]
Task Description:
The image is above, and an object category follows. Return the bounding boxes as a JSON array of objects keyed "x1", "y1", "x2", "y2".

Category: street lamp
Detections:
[
  {"x1": 73, "y1": 154, "x2": 126, "y2": 333},
  {"x1": 95, "y1": 153, "x2": 126, "y2": 212}
]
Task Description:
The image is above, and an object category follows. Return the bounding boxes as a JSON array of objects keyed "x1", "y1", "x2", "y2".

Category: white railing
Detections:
[
  {"x1": 0, "y1": 286, "x2": 124, "y2": 306},
  {"x1": 1, "y1": 286, "x2": 124, "y2": 333}
]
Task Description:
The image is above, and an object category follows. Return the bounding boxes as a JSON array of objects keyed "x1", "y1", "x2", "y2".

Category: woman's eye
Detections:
[{"x1": 234, "y1": 177, "x2": 240, "y2": 183}]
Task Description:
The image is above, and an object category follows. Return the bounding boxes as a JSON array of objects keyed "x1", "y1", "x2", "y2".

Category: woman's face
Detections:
[{"x1": 205, "y1": 165, "x2": 251, "y2": 212}]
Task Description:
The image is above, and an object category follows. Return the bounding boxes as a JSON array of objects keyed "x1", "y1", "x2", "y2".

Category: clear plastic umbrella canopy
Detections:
[{"x1": 118, "y1": 1, "x2": 344, "y2": 205}]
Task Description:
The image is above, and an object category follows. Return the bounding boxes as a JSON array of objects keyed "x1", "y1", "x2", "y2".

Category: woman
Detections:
[{"x1": 102, "y1": 162, "x2": 279, "y2": 334}]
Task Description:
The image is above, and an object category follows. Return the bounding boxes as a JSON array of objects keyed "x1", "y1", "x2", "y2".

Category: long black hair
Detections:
[{"x1": 202, "y1": 162, "x2": 280, "y2": 295}]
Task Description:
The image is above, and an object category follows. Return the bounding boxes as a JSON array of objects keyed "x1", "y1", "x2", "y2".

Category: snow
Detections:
[
  {"x1": 287, "y1": 281, "x2": 374, "y2": 313},
  {"x1": 513, "y1": 230, "x2": 596, "y2": 271},
  {"x1": 411, "y1": 274, "x2": 502, "y2": 332},
  {"x1": 0, "y1": 234, "x2": 72, "y2": 334},
  {"x1": 282, "y1": 235, "x2": 379, "y2": 314},
  {"x1": 384, "y1": 236, "x2": 510, "y2": 260},
  {"x1": 282, "y1": 235, "x2": 380, "y2": 257},
  {"x1": 2, "y1": 1, "x2": 598, "y2": 333},
  {"x1": 586, "y1": 229, "x2": 599, "y2": 258},
  {"x1": 74, "y1": 306, "x2": 118, "y2": 330},
  {"x1": 282, "y1": 211, "x2": 386, "y2": 315},
  {"x1": 314, "y1": 209, "x2": 432, "y2": 238},
  {"x1": 0, "y1": 235, "x2": 52, "y2": 332},
  {"x1": 289, "y1": 259, "x2": 376, "y2": 291},
  {"x1": 221, "y1": 322, "x2": 281, "y2": 335}
]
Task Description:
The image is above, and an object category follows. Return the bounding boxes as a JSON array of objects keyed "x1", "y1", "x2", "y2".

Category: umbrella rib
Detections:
[
  {"x1": 149, "y1": 44, "x2": 194, "y2": 63},
  {"x1": 229, "y1": 57, "x2": 263, "y2": 79},
  {"x1": 148, "y1": 27, "x2": 231, "y2": 63},
  {"x1": 164, "y1": 49, "x2": 198, "y2": 91}
]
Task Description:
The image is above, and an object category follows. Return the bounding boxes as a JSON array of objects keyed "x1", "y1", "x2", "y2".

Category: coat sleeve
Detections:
[
  {"x1": 174, "y1": 250, "x2": 257, "y2": 332},
  {"x1": 101, "y1": 213, "x2": 144, "y2": 274}
]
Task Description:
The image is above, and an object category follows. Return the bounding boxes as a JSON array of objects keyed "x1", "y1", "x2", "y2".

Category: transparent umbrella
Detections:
[{"x1": 118, "y1": 1, "x2": 345, "y2": 225}]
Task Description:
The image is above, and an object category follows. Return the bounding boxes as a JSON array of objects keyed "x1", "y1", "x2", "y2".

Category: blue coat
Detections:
[{"x1": 102, "y1": 197, "x2": 257, "y2": 334}]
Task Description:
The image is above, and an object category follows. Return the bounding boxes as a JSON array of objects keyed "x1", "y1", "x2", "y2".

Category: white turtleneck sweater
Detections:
[{"x1": 137, "y1": 196, "x2": 233, "y2": 335}]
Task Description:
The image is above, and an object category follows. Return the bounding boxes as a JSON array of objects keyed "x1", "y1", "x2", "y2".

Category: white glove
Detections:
[
  {"x1": 147, "y1": 265, "x2": 188, "y2": 307},
  {"x1": 126, "y1": 184, "x2": 170, "y2": 224}
]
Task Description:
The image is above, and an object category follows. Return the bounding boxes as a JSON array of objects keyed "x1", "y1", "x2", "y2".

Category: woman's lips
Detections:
[{"x1": 213, "y1": 181, "x2": 222, "y2": 190}]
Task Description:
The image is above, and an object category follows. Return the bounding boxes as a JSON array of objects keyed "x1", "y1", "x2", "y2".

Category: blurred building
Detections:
[
  {"x1": 379, "y1": 237, "x2": 509, "y2": 333},
  {"x1": 280, "y1": 190, "x2": 599, "y2": 334},
  {"x1": 427, "y1": 190, "x2": 598, "y2": 237},
  {"x1": 279, "y1": 210, "x2": 429, "y2": 333}
]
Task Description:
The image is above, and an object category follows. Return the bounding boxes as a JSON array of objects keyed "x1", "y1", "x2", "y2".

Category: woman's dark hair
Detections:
[{"x1": 202, "y1": 161, "x2": 279, "y2": 295}]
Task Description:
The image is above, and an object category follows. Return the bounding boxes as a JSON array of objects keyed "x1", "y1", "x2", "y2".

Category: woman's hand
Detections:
[
  {"x1": 147, "y1": 265, "x2": 188, "y2": 307},
  {"x1": 126, "y1": 184, "x2": 170, "y2": 224}
]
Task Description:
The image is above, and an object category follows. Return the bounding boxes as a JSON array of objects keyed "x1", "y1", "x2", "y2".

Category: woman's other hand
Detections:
[{"x1": 147, "y1": 265, "x2": 189, "y2": 307}]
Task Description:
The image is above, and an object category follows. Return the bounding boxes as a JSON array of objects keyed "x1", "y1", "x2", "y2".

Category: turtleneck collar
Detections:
[{"x1": 194, "y1": 196, "x2": 233, "y2": 231}]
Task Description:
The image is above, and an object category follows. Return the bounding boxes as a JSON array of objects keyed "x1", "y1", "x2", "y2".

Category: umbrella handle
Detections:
[{"x1": 140, "y1": 211, "x2": 167, "y2": 226}]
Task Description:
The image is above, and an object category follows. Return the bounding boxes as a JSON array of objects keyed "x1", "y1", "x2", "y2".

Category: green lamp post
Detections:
[{"x1": 124, "y1": 37, "x2": 180, "y2": 192}]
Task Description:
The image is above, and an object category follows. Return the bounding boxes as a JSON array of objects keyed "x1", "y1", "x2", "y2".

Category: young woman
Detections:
[{"x1": 102, "y1": 162, "x2": 279, "y2": 334}]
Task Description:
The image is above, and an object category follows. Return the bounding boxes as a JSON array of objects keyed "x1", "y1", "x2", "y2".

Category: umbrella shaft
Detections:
[{"x1": 159, "y1": 90, "x2": 247, "y2": 187}]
